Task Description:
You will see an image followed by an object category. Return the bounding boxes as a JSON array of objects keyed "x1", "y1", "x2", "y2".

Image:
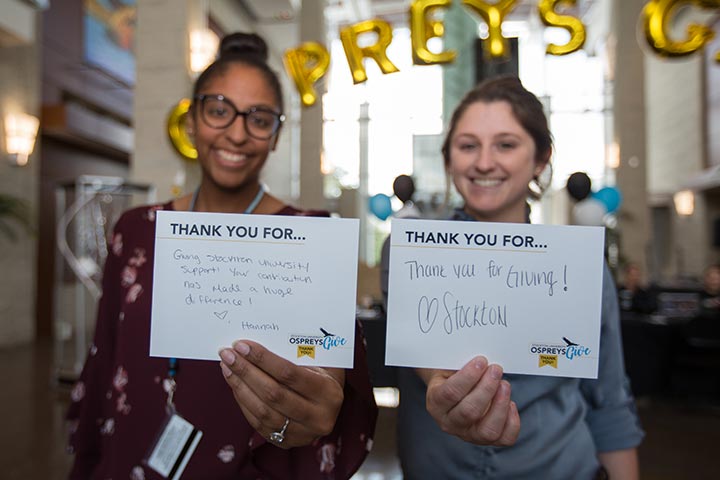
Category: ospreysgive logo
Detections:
[
  {"x1": 289, "y1": 328, "x2": 348, "y2": 359},
  {"x1": 530, "y1": 337, "x2": 591, "y2": 369}
]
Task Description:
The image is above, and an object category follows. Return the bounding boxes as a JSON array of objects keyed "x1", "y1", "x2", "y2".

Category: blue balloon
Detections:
[
  {"x1": 592, "y1": 186, "x2": 622, "y2": 213},
  {"x1": 369, "y1": 193, "x2": 393, "y2": 220}
]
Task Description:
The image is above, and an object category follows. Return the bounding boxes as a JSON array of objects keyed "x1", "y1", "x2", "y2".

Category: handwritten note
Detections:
[
  {"x1": 150, "y1": 211, "x2": 359, "y2": 368},
  {"x1": 385, "y1": 218, "x2": 605, "y2": 378}
]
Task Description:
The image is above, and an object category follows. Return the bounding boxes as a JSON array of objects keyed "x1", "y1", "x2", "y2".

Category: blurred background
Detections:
[{"x1": 0, "y1": 0, "x2": 719, "y2": 478}]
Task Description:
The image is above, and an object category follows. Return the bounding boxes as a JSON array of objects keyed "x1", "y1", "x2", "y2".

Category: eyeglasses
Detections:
[{"x1": 194, "y1": 94, "x2": 285, "y2": 140}]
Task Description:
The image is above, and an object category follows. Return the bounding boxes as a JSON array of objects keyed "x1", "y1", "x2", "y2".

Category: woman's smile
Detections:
[
  {"x1": 214, "y1": 148, "x2": 249, "y2": 165},
  {"x1": 471, "y1": 178, "x2": 505, "y2": 188}
]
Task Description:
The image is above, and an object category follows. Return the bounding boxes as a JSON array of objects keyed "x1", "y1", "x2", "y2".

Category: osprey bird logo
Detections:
[
  {"x1": 563, "y1": 337, "x2": 579, "y2": 347},
  {"x1": 320, "y1": 328, "x2": 335, "y2": 337}
]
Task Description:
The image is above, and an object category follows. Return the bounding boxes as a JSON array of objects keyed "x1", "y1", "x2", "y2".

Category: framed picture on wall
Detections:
[{"x1": 83, "y1": 0, "x2": 136, "y2": 85}]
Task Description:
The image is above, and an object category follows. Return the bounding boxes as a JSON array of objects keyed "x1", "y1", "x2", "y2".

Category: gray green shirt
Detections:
[{"x1": 380, "y1": 212, "x2": 644, "y2": 479}]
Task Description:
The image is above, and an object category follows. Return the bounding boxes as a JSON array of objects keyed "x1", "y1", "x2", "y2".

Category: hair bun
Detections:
[{"x1": 219, "y1": 32, "x2": 268, "y2": 62}]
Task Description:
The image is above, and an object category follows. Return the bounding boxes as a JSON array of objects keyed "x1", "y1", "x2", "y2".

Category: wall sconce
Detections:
[
  {"x1": 673, "y1": 190, "x2": 695, "y2": 216},
  {"x1": 189, "y1": 29, "x2": 219, "y2": 74},
  {"x1": 4, "y1": 112, "x2": 40, "y2": 166}
]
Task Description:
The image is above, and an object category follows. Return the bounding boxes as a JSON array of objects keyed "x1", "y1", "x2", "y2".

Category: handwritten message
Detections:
[
  {"x1": 385, "y1": 219, "x2": 605, "y2": 378},
  {"x1": 150, "y1": 211, "x2": 359, "y2": 368}
]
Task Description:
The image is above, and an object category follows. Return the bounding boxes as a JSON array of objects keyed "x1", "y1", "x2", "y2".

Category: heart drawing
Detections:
[
  {"x1": 214, "y1": 311, "x2": 228, "y2": 320},
  {"x1": 417, "y1": 296, "x2": 438, "y2": 334}
]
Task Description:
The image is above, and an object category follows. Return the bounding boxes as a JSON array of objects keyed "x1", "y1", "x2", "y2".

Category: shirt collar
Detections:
[{"x1": 450, "y1": 205, "x2": 532, "y2": 223}]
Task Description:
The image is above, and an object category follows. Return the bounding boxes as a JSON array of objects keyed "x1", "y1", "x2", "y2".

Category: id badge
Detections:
[{"x1": 144, "y1": 409, "x2": 203, "y2": 480}]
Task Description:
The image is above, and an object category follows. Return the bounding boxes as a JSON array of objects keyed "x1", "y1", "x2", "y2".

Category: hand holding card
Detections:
[
  {"x1": 419, "y1": 358, "x2": 520, "y2": 446},
  {"x1": 218, "y1": 340, "x2": 345, "y2": 449}
]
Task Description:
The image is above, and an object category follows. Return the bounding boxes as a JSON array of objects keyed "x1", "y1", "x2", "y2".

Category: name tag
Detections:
[{"x1": 145, "y1": 413, "x2": 203, "y2": 480}]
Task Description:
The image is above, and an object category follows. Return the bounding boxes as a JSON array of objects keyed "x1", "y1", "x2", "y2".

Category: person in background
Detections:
[
  {"x1": 381, "y1": 76, "x2": 643, "y2": 479},
  {"x1": 66, "y1": 32, "x2": 377, "y2": 480},
  {"x1": 699, "y1": 264, "x2": 720, "y2": 318},
  {"x1": 617, "y1": 262, "x2": 657, "y2": 315}
]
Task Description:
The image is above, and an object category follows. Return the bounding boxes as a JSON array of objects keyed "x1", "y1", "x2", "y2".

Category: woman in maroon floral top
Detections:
[{"x1": 66, "y1": 32, "x2": 377, "y2": 479}]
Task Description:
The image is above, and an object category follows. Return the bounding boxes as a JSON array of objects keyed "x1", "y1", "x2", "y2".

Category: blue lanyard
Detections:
[{"x1": 188, "y1": 184, "x2": 266, "y2": 213}]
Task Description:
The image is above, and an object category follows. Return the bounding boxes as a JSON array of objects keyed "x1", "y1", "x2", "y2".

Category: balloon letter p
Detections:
[{"x1": 283, "y1": 42, "x2": 330, "y2": 107}]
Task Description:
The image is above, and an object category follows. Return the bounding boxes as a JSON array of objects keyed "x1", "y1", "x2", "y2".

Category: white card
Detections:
[
  {"x1": 385, "y1": 218, "x2": 605, "y2": 378},
  {"x1": 150, "y1": 211, "x2": 359, "y2": 368}
]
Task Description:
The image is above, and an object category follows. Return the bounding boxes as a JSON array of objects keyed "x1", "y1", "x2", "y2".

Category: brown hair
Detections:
[
  {"x1": 441, "y1": 75, "x2": 553, "y2": 197},
  {"x1": 192, "y1": 32, "x2": 284, "y2": 114}
]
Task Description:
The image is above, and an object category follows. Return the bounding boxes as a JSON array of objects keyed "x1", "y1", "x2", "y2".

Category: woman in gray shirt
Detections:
[{"x1": 381, "y1": 76, "x2": 643, "y2": 479}]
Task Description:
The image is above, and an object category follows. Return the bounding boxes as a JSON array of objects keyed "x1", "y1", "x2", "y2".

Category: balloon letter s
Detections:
[{"x1": 538, "y1": 0, "x2": 586, "y2": 55}]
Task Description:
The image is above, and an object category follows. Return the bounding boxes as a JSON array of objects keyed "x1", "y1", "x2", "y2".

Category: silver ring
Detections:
[{"x1": 269, "y1": 417, "x2": 290, "y2": 444}]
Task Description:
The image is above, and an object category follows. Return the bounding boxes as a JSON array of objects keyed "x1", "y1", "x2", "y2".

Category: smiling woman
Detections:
[
  {"x1": 65, "y1": 32, "x2": 377, "y2": 480},
  {"x1": 382, "y1": 76, "x2": 644, "y2": 480}
]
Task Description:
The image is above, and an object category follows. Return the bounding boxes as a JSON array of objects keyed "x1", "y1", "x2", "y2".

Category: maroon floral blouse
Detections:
[{"x1": 66, "y1": 202, "x2": 378, "y2": 480}]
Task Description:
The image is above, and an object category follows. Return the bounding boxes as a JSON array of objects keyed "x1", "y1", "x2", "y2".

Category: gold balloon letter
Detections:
[
  {"x1": 410, "y1": 0, "x2": 457, "y2": 65},
  {"x1": 462, "y1": 0, "x2": 520, "y2": 58},
  {"x1": 641, "y1": 0, "x2": 719, "y2": 58},
  {"x1": 538, "y1": 0, "x2": 586, "y2": 55},
  {"x1": 167, "y1": 98, "x2": 197, "y2": 161},
  {"x1": 340, "y1": 19, "x2": 400, "y2": 84},
  {"x1": 283, "y1": 42, "x2": 330, "y2": 107}
]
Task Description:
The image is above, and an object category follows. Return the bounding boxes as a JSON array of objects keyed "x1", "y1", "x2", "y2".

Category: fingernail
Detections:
[
  {"x1": 219, "y1": 349, "x2": 236, "y2": 365},
  {"x1": 475, "y1": 357, "x2": 488, "y2": 370},
  {"x1": 220, "y1": 362, "x2": 232, "y2": 378},
  {"x1": 489, "y1": 364, "x2": 503, "y2": 380},
  {"x1": 233, "y1": 341, "x2": 250, "y2": 356},
  {"x1": 500, "y1": 380, "x2": 511, "y2": 396}
]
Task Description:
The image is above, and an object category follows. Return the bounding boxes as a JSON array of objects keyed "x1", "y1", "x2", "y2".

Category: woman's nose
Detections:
[
  {"x1": 472, "y1": 148, "x2": 495, "y2": 171},
  {"x1": 225, "y1": 115, "x2": 249, "y2": 144}
]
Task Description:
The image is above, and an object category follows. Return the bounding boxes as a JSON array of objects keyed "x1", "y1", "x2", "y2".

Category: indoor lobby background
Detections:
[{"x1": 1, "y1": 0, "x2": 719, "y2": 479}]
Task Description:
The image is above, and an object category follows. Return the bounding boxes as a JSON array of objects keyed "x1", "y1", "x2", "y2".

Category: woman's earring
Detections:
[{"x1": 528, "y1": 175, "x2": 543, "y2": 200}]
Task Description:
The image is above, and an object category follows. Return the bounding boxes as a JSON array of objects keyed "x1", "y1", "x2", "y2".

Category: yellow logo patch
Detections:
[
  {"x1": 297, "y1": 345, "x2": 315, "y2": 359},
  {"x1": 538, "y1": 354, "x2": 558, "y2": 368}
]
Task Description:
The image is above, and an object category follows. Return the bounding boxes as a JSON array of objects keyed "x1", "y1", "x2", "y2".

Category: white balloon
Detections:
[{"x1": 572, "y1": 198, "x2": 607, "y2": 226}]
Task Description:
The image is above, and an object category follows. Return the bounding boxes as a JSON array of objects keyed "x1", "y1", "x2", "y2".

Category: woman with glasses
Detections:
[{"x1": 66, "y1": 32, "x2": 377, "y2": 480}]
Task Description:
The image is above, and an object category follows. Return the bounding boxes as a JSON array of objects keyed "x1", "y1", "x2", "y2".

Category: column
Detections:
[
  {"x1": 297, "y1": 0, "x2": 327, "y2": 209},
  {"x1": 132, "y1": 0, "x2": 204, "y2": 198},
  {"x1": 611, "y1": 0, "x2": 650, "y2": 275}
]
